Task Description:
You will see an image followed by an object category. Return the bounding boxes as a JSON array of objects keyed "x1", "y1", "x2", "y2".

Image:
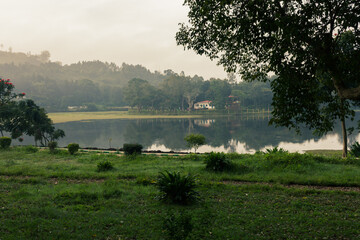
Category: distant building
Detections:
[
  {"x1": 67, "y1": 105, "x2": 88, "y2": 111},
  {"x1": 194, "y1": 100, "x2": 215, "y2": 110}
]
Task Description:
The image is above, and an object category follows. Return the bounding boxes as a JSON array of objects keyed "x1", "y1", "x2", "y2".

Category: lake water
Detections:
[{"x1": 45, "y1": 116, "x2": 360, "y2": 153}]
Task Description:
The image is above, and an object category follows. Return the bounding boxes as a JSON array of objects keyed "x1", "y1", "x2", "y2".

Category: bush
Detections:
[
  {"x1": 48, "y1": 141, "x2": 58, "y2": 153},
  {"x1": 157, "y1": 171, "x2": 199, "y2": 205},
  {"x1": 123, "y1": 143, "x2": 143, "y2": 155},
  {"x1": 204, "y1": 152, "x2": 232, "y2": 172},
  {"x1": 0, "y1": 137, "x2": 11, "y2": 149},
  {"x1": 97, "y1": 160, "x2": 114, "y2": 172},
  {"x1": 67, "y1": 143, "x2": 80, "y2": 155},
  {"x1": 349, "y1": 142, "x2": 360, "y2": 157}
]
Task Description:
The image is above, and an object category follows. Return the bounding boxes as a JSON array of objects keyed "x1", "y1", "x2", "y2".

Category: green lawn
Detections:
[{"x1": 0, "y1": 147, "x2": 359, "y2": 239}]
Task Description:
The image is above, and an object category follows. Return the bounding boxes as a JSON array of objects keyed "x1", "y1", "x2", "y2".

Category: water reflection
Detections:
[{"x1": 48, "y1": 116, "x2": 360, "y2": 153}]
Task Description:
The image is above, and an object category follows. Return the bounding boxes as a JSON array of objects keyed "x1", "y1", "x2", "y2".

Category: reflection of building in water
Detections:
[
  {"x1": 194, "y1": 100, "x2": 215, "y2": 110},
  {"x1": 194, "y1": 119, "x2": 215, "y2": 127}
]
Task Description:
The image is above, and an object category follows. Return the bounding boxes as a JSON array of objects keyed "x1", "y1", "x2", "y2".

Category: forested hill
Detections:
[{"x1": 0, "y1": 50, "x2": 273, "y2": 112}]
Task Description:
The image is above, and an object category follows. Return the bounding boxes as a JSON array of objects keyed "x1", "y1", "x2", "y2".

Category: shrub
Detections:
[
  {"x1": 204, "y1": 152, "x2": 232, "y2": 172},
  {"x1": 97, "y1": 160, "x2": 114, "y2": 172},
  {"x1": 157, "y1": 171, "x2": 199, "y2": 205},
  {"x1": 0, "y1": 137, "x2": 11, "y2": 149},
  {"x1": 349, "y1": 142, "x2": 360, "y2": 157},
  {"x1": 123, "y1": 143, "x2": 143, "y2": 155},
  {"x1": 67, "y1": 143, "x2": 80, "y2": 155},
  {"x1": 184, "y1": 134, "x2": 205, "y2": 153},
  {"x1": 48, "y1": 141, "x2": 58, "y2": 153},
  {"x1": 162, "y1": 211, "x2": 193, "y2": 240}
]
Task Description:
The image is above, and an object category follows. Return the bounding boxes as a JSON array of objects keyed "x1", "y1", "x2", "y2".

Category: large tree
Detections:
[{"x1": 177, "y1": 0, "x2": 360, "y2": 156}]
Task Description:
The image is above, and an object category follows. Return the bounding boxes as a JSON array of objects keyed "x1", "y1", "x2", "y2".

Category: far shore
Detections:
[{"x1": 48, "y1": 111, "x2": 204, "y2": 124}]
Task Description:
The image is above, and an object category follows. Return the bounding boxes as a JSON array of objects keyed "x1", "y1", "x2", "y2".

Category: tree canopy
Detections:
[{"x1": 177, "y1": 0, "x2": 360, "y2": 156}]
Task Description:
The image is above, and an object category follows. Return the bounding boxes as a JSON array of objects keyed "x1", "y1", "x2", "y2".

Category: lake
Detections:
[{"x1": 45, "y1": 115, "x2": 360, "y2": 153}]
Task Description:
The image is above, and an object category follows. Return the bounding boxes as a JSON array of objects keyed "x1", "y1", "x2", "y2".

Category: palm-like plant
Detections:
[{"x1": 157, "y1": 171, "x2": 199, "y2": 205}]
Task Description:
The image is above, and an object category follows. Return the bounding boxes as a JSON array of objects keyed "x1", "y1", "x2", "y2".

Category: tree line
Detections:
[{"x1": 0, "y1": 50, "x2": 272, "y2": 112}]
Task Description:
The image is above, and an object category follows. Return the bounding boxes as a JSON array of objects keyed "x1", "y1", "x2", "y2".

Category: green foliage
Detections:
[
  {"x1": 67, "y1": 143, "x2": 80, "y2": 155},
  {"x1": 204, "y1": 152, "x2": 232, "y2": 172},
  {"x1": 162, "y1": 211, "x2": 193, "y2": 240},
  {"x1": 48, "y1": 141, "x2": 57, "y2": 153},
  {"x1": 177, "y1": 1, "x2": 360, "y2": 157},
  {"x1": 184, "y1": 133, "x2": 205, "y2": 153},
  {"x1": 21, "y1": 145, "x2": 39, "y2": 153},
  {"x1": 265, "y1": 147, "x2": 288, "y2": 154},
  {"x1": 97, "y1": 160, "x2": 114, "y2": 172},
  {"x1": 157, "y1": 171, "x2": 199, "y2": 205},
  {"x1": 0, "y1": 136, "x2": 11, "y2": 149},
  {"x1": 136, "y1": 177, "x2": 156, "y2": 186},
  {"x1": 123, "y1": 143, "x2": 143, "y2": 155},
  {"x1": 264, "y1": 153, "x2": 316, "y2": 172},
  {"x1": 349, "y1": 142, "x2": 360, "y2": 157}
]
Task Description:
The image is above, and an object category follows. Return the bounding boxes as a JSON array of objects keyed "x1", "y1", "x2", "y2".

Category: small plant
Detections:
[
  {"x1": 123, "y1": 143, "x2": 143, "y2": 155},
  {"x1": 48, "y1": 141, "x2": 58, "y2": 153},
  {"x1": 204, "y1": 152, "x2": 232, "y2": 172},
  {"x1": 162, "y1": 211, "x2": 193, "y2": 240},
  {"x1": 136, "y1": 177, "x2": 156, "y2": 186},
  {"x1": 349, "y1": 142, "x2": 360, "y2": 157},
  {"x1": 184, "y1": 134, "x2": 205, "y2": 153},
  {"x1": 157, "y1": 171, "x2": 199, "y2": 205},
  {"x1": 0, "y1": 136, "x2": 11, "y2": 149},
  {"x1": 265, "y1": 147, "x2": 288, "y2": 154},
  {"x1": 97, "y1": 160, "x2": 114, "y2": 172},
  {"x1": 67, "y1": 143, "x2": 80, "y2": 155}
]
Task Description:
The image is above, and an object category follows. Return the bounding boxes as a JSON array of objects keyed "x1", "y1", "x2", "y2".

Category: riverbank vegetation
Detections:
[{"x1": 1, "y1": 147, "x2": 359, "y2": 239}]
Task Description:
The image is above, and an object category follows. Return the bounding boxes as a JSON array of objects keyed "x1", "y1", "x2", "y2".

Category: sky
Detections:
[{"x1": 0, "y1": 0, "x2": 228, "y2": 79}]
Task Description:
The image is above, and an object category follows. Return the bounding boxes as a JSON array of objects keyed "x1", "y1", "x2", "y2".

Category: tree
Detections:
[
  {"x1": 0, "y1": 77, "x2": 64, "y2": 145},
  {"x1": 184, "y1": 133, "x2": 206, "y2": 153},
  {"x1": 177, "y1": 1, "x2": 360, "y2": 157}
]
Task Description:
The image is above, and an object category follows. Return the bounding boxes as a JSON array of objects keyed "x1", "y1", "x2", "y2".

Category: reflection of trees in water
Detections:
[{"x1": 56, "y1": 116, "x2": 360, "y2": 151}]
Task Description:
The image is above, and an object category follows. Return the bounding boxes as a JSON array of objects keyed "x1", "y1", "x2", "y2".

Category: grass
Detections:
[
  {"x1": 48, "y1": 111, "x2": 203, "y2": 123},
  {"x1": 0, "y1": 147, "x2": 359, "y2": 239}
]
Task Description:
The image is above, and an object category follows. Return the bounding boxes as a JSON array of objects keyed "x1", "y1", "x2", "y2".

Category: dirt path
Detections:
[{"x1": 220, "y1": 180, "x2": 360, "y2": 192}]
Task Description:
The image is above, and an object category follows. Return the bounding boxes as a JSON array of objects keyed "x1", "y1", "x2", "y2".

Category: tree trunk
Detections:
[{"x1": 341, "y1": 114, "x2": 348, "y2": 158}]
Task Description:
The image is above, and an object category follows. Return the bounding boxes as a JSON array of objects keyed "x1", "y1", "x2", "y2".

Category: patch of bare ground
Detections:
[{"x1": 220, "y1": 180, "x2": 360, "y2": 192}]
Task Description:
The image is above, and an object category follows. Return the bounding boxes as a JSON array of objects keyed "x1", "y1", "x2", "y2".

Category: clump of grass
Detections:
[{"x1": 157, "y1": 171, "x2": 199, "y2": 205}]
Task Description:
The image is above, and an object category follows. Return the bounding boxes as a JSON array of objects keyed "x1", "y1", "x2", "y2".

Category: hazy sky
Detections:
[{"x1": 0, "y1": 0, "x2": 228, "y2": 79}]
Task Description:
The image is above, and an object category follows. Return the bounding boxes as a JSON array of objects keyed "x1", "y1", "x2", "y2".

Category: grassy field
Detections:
[
  {"x1": 48, "y1": 111, "x2": 203, "y2": 124},
  {"x1": 1, "y1": 147, "x2": 360, "y2": 239}
]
